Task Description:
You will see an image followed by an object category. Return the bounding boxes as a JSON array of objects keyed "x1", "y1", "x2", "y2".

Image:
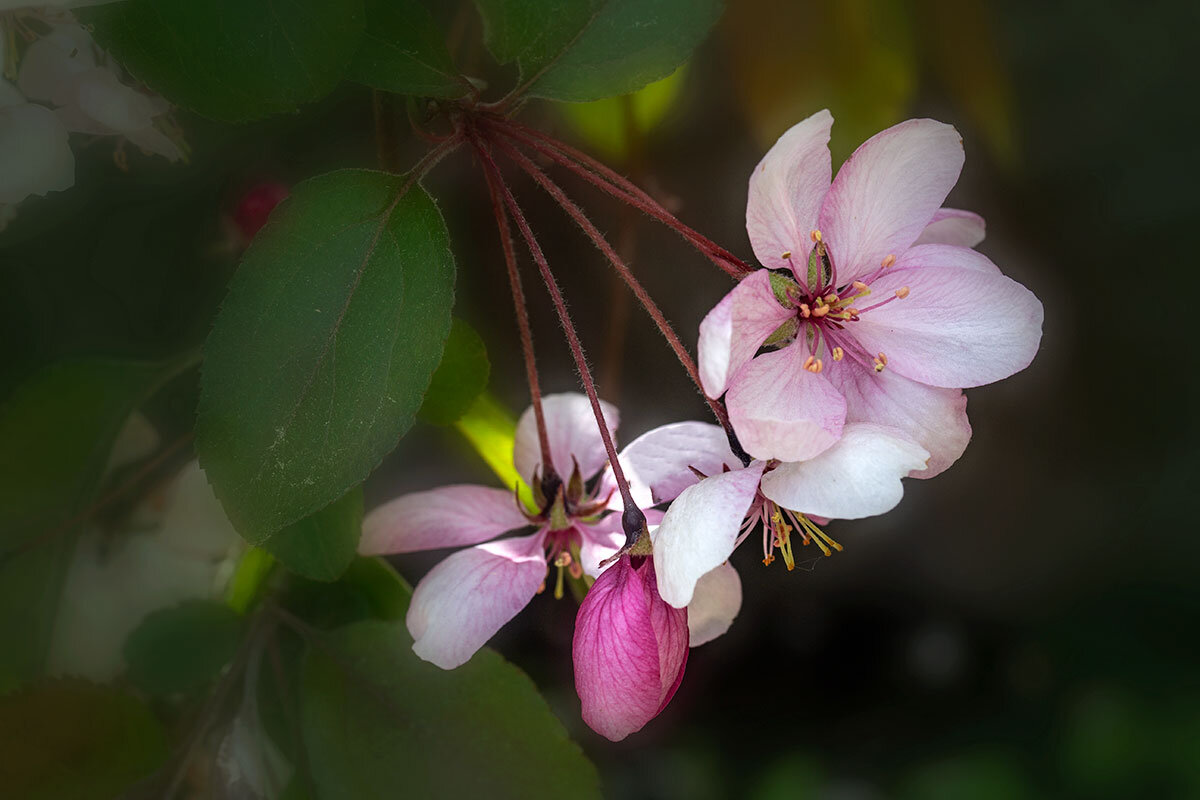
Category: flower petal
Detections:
[
  {"x1": 652, "y1": 461, "x2": 765, "y2": 608},
  {"x1": 746, "y1": 109, "x2": 833, "y2": 278},
  {"x1": 573, "y1": 556, "x2": 687, "y2": 741},
  {"x1": 619, "y1": 421, "x2": 740, "y2": 507},
  {"x1": 914, "y1": 207, "x2": 986, "y2": 248},
  {"x1": 852, "y1": 248, "x2": 1044, "y2": 388},
  {"x1": 406, "y1": 531, "x2": 547, "y2": 669},
  {"x1": 819, "y1": 119, "x2": 965, "y2": 283},
  {"x1": 726, "y1": 344, "x2": 845, "y2": 462},
  {"x1": 697, "y1": 269, "x2": 794, "y2": 397},
  {"x1": 16, "y1": 24, "x2": 97, "y2": 106},
  {"x1": 513, "y1": 393, "x2": 619, "y2": 485},
  {"x1": 825, "y1": 362, "x2": 971, "y2": 478},
  {"x1": 759, "y1": 423, "x2": 928, "y2": 520},
  {"x1": 0, "y1": 103, "x2": 74, "y2": 204},
  {"x1": 686, "y1": 562, "x2": 742, "y2": 647},
  {"x1": 359, "y1": 485, "x2": 531, "y2": 555}
]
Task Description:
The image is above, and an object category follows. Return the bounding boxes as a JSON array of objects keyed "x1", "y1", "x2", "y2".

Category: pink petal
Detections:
[
  {"x1": 725, "y1": 344, "x2": 845, "y2": 462},
  {"x1": 759, "y1": 423, "x2": 929, "y2": 520},
  {"x1": 851, "y1": 249, "x2": 1044, "y2": 388},
  {"x1": 687, "y1": 562, "x2": 742, "y2": 647},
  {"x1": 697, "y1": 270, "x2": 794, "y2": 397},
  {"x1": 619, "y1": 421, "x2": 740, "y2": 507},
  {"x1": 825, "y1": 361, "x2": 971, "y2": 478},
  {"x1": 359, "y1": 484, "x2": 531, "y2": 555},
  {"x1": 819, "y1": 119, "x2": 965, "y2": 283},
  {"x1": 913, "y1": 207, "x2": 986, "y2": 248},
  {"x1": 652, "y1": 461, "x2": 765, "y2": 608},
  {"x1": 745, "y1": 109, "x2": 833, "y2": 278},
  {"x1": 406, "y1": 531, "x2": 548, "y2": 669},
  {"x1": 513, "y1": 393, "x2": 619, "y2": 485},
  {"x1": 576, "y1": 509, "x2": 663, "y2": 578},
  {"x1": 573, "y1": 556, "x2": 688, "y2": 741}
]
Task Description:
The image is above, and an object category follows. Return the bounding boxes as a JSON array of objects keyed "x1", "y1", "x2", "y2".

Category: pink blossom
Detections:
[
  {"x1": 700, "y1": 111, "x2": 1043, "y2": 475},
  {"x1": 618, "y1": 420, "x2": 929, "y2": 609},
  {"x1": 359, "y1": 393, "x2": 625, "y2": 669},
  {"x1": 572, "y1": 554, "x2": 687, "y2": 741}
]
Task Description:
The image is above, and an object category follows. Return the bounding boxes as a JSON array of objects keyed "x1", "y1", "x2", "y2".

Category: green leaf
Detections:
[
  {"x1": 79, "y1": 0, "x2": 366, "y2": 123},
  {"x1": 0, "y1": 358, "x2": 183, "y2": 552},
  {"x1": 196, "y1": 169, "x2": 456, "y2": 541},
  {"x1": 477, "y1": 0, "x2": 721, "y2": 102},
  {"x1": 0, "y1": 680, "x2": 168, "y2": 799},
  {"x1": 418, "y1": 318, "x2": 490, "y2": 426},
  {"x1": 348, "y1": 0, "x2": 469, "y2": 97},
  {"x1": 123, "y1": 600, "x2": 245, "y2": 695},
  {"x1": 560, "y1": 66, "x2": 687, "y2": 159},
  {"x1": 265, "y1": 486, "x2": 363, "y2": 582},
  {"x1": 282, "y1": 557, "x2": 411, "y2": 631},
  {"x1": 299, "y1": 620, "x2": 601, "y2": 799}
]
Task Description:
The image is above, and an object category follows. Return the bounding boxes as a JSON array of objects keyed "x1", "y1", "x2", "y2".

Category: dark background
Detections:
[{"x1": 3, "y1": 1, "x2": 1198, "y2": 797}]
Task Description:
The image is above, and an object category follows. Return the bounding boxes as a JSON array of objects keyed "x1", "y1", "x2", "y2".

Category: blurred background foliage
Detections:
[{"x1": 1, "y1": 0, "x2": 1197, "y2": 797}]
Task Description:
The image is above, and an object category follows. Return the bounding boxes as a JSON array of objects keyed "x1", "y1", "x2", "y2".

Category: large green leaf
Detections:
[
  {"x1": 79, "y1": 0, "x2": 366, "y2": 123},
  {"x1": 348, "y1": 0, "x2": 469, "y2": 97},
  {"x1": 265, "y1": 486, "x2": 363, "y2": 582},
  {"x1": 417, "y1": 318, "x2": 489, "y2": 426},
  {"x1": 476, "y1": 0, "x2": 722, "y2": 102},
  {"x1": 0, "y1": 680, "x2": 168, "y2": 800},
  {"x1": 0, "y1": 358, "x2": 181, "y2": 552},
  {"x1": 196, "y1": 170, "x2": 455, "y2": 540},
  {"x1": 299, "y1": 620, "x2": 601, "y2": 799},
  {"x1": 122, "y1": 600, "x2": 245, "y2": 695},
  {"x1": 0, "y1": 538, "x2": 74, "y2": 693}
]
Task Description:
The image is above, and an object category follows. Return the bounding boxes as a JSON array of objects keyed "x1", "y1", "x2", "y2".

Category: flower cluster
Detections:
[
  {"x1": 365, "y1": 111, "x2": 1043, "y2": 741},
  {"x1": 1, "y1": 7, "x2": 181, "y2": 229}
]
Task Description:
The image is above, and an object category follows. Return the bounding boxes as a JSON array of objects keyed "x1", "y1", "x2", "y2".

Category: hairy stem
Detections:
[
  {"x1": 471, "y1": 137, "x2": 644, "y2": 537},
  {"x1": 477, "y1": 140, "x2": 558, "y2": 490},
  {"x1": 482, "y1": 117, "x2": 752, "y2": 278},
  {"x1": 495, "y1": 137, "x2": 738, "y2": 438}
]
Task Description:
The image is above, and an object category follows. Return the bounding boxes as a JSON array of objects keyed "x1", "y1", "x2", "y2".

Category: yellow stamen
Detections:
[
  {"x1": 796, "y1": 514, "x2": 843, "y2": 557},
  {"x1": 781, "y1": 250, "x2": 792, "y2": 259},
  {"x1": 553, "y1": 561, "x2": 566, "y2": 600},
  {"x1": 832, "y1": 346, "x2": 844, "y2": 361},
  {"x1": 802, "y1": 355, "x2": 815, "y2": 371},
  {"x1": 845, "y1": 307, "x2": 859, "y2": 316},
  {"x1": 803, "y1": 357, "x2": 824, "y2": 374},
  {"x1": 877, "y1": 351, "x2": 888, "y2": 365},
  {"x1": 810, "y1": 229, "x2": 823, "y2": 243},
  {"x1": 811, "y1": 304, "x2": 829, "y2": 318},
  {"x1": 771, "y1": 509, "x2": 796, "y2": 571},
  {"x1": 825, "y1": 294, "x2": 839, "y2": 304},
  {"x1": 895, "y1": 286, "x2": 910, "y2": 299},
  {"x1": 881, "y1": 254, "x2": 896, "y2": 268},
  {"x1": 799, "y1": 303, "x2": 811, "y2": 318},
  {"x1": 852, "y1": 281, "x2": 870, "y2": 292}
]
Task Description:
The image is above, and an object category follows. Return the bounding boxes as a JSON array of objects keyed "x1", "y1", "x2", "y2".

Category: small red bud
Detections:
[{"x1": 233, "y1": 181, "x2": 289, "y2": 240}]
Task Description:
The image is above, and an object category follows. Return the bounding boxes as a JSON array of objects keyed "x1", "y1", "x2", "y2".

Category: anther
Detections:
[
  {"x1": 832, "y1": 347, "x2": 844, "y2": 361},
  {"x1": 802, "y1": 355, "x2": 815, "y2": 371},
  {"x1": 895, "y1": 286, "x2": 910, "y2": 299},
  {"x1": 811, "y1": 304, "x2": 829, "y2": 318},
  {"x1": 799, "y1": 303, "x2": 811, "y2": 318},
  {"x1": 810, "y1": 229, "x2": 823, "y2": 243},
  {"x1": 852, "y1": 281, "x2": 869, "y2": 292},
  {"x1": 845, "y1": 307, "x2": 859, "y2": 316},
  {"x1": 881, "y1": 254, "x2": 896, "y2": 268},
  {"x1": 780, "y1": 250, "x2": 791, "y2": 259},
  {"x1": 877, "y1": 352, "x2": 888, "y2": 365},
  {"x1": 825, "y1": 294, "x2": 838, "y2": 304}
]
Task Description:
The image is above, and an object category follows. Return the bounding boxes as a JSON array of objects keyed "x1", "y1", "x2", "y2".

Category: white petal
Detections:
[
  {"x1": 652, "y1": 462, "x2": 765, "y2": 608},
  {"x1": 686, "y1": 562, "x2": 742, "y2": 647},
  {"x1": 759, "y1": 423, "x2": 929, "y2": 520},
  {"x1": 0, "y1": 103, "x2": 74, "y2": 204},
  {"x1": 619, "y1": 421, "x2": 739, "y2": 507},
  {"x1": 513, "y1": 393, "x2": 619, "y2": 485}
]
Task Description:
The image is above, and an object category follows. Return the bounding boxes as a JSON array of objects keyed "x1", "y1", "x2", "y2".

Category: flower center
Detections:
[
  {"x1": 768, "y1": 229, "x2": 911, "y2": 375},
  {"x1": 739, "y1": 491, "x2": 843, "y2": 572}
]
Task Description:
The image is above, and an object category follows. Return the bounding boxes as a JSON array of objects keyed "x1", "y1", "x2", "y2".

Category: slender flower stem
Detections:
[
  {"x1": 476, "y1": 139, "x2": 558, "y2": 489},
  {"x1": 481, "y1": 116, "x2": 752, "y2": 278},
  {"x1": 471, "y1": 138, "x2": 644, "y2": 536},
  {"x1": 495, "y1": 137, "x2": 738, "y2": 438}
]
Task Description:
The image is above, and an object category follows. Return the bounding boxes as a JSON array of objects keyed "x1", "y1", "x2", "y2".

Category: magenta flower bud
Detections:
[{"x1": 572, "y1": 555, "x2": 687, "y2": 741}]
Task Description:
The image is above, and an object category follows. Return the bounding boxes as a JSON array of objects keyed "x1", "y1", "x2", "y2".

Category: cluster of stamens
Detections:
[
  {"x1": 768, "y1": 229, "x2": 912, "y2": 376},
  {"x1": 737, "y1": 493, "x2": 844, "y2": 571},
  {"x1": 527, "y1": 461, "x2": 611, "y2": 598}
]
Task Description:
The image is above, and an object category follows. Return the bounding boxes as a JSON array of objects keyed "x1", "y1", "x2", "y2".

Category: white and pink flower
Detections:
[
  {"x1": 700, "y1": 110, "x2": 1043, "y2": 475},
  {"x1": 360, "y1": 393, "x2": 628, "y2": 670},
  {"x1": 617, "y1": 419, "x2": 929, "y2": 609}
]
